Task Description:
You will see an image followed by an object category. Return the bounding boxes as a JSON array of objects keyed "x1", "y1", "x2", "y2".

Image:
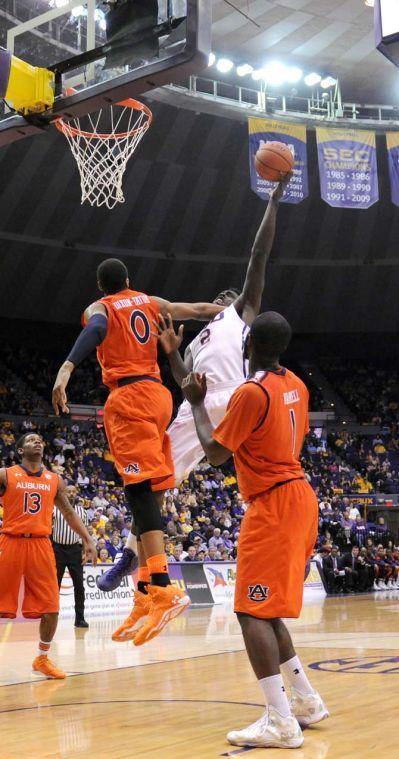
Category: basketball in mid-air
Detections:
[{"x1": 255, "y1": 141, "x2": 294, "y2": 181}]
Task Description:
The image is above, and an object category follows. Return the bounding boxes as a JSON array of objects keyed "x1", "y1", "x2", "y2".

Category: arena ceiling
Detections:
[
  {"x1": 0, "y1": 1, "x2": 395, "y2": 106},
  {"x1": 211, "y1": 0, "x2": 395, "y2": 103}
]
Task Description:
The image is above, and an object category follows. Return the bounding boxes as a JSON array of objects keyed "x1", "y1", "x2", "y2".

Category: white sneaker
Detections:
[
  {"x1": 387, "y1": 579, "x2": 394, "y2": 590},
  {"x1": 290, "y1": 688, "x2": 330, "y2": 727},
  {"x1": 373, "y1": 580, "x2": 380, "y2": 591},
  {"x1": 227, "y1": 707, "x2": 303, "y2": 748},
  {"x1": 378, "y1": 580, "x2": 386, "y2": 589}
]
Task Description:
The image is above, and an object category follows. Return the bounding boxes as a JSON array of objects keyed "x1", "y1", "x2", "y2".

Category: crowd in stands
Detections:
[
  {"x1": 0, "y1": 336, "x2": 326, "y2": 418},
  {"x1": 0, "y1": 417, "x2": 398, "y2": 596},
  {"x1": 320, "y1": 358, "x2": 399, "y2": 427}
]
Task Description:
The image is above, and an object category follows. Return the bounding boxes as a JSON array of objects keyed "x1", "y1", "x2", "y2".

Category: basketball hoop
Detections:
[{"x1": 55, "y1": 99, "x2": 152, "y2": 209}]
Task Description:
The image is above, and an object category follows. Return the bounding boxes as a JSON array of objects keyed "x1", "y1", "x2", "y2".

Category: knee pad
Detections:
[{"x1": 125, "y1": 481, "x2": 163, "y2": 535}]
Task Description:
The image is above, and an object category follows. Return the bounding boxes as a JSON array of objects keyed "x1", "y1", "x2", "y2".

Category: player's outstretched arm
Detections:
[
  {"x1": 52, "y1": 302, "x2": 107, "y2": 416},
  {"x1": 153, "y1": 297, "x2": 224, "y2": 322},
  {"x1": 156, "y1": 313, "x2": 193, "y2": 386},
  {"x1": 55, "y1": 477, "x2": 97, "y2": 564},
  {"x1": 182, "y1": 373, "x2": 232, "y2": 465},
  {"x1": 234, "y1": 174, "x2": 292, "y2": 326}
]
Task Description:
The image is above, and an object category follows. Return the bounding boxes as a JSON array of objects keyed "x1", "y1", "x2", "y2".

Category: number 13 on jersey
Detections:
[{"x1": 23, "y1": 492, "x2": 42, "y2": 514}]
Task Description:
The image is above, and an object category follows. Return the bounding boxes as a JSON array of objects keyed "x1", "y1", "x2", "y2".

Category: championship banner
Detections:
[
  {"x1": 248, "y1": 117, "x2": 308, "y2": 204},
  {"x1": 386, "y1": 132, "x2": 399, "y2": 207},
  {"x1": 316, "y1": 127, "x2": 378, "y2": 209}
]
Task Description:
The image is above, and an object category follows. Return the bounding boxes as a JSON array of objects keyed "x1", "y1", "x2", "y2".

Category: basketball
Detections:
[{"x1": 255, "y1": 141, "x2": 295, "y2": 181}]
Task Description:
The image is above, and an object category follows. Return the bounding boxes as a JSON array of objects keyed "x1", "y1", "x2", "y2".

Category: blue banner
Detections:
[
  {"x1": 316, "y1": 127, "x2": 379, "y2": 209},
  {"x1": 248, "y1": 117, "x2": 308, "y2": 204},
  {"x1": 386, "y1": 132, "x2": 399, "y2": 207}
]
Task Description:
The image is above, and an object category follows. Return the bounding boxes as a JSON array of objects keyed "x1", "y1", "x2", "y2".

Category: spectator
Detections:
[
  {"x1": 184, "y1": 546, "x2": 198, "y2": 562},
  {"x1": 208, "y1": 528, "x2": 224, "y2": 551},
  {"x1": 205, "y1": 546, "x2": 221, "y2": 562},
  {"x1": 99, "y1": 548, "x2": 112, "y2": 564},
  {"x1": 92, "y1": 487, "x2": 109, "y2": 510},
  {"x1": 168, "y1": 545, "x2": 184, "y2": 563}
]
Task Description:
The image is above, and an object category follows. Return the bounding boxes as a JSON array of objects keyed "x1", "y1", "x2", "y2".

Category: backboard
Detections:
[{"x1": 0, "y1": 0, "x2": 210, "y2": 146}]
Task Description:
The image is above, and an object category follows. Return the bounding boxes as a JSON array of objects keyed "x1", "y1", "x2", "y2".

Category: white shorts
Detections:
[{"x1": 168, "y1": 383, "x2": 239, "y2": 484}]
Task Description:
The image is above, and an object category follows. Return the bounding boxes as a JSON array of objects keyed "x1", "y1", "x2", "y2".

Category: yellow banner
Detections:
[
  {"x1": 386, "y1": 131, "x2": 399, "y2": 151},
  {"x1": 248, "y1": 117, "x2": 306, "y2": 142},
  {"x1": 316, "y1": 127, "x2": 376, "y2": 148}
]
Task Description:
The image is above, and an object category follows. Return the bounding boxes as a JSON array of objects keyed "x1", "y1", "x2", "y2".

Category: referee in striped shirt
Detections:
[{"x1": 52, "y1": 484, "x2": 89, "y2": 628}]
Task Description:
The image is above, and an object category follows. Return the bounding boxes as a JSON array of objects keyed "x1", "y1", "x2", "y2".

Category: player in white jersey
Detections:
[{"x1": 160, "y1": 175, "x2": 290, "y2": 483}]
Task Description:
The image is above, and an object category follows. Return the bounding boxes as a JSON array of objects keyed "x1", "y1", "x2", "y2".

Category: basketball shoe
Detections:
[
  {"x1": 96, "y1": 548, "x2": 138, "y2": 592},
  {"x1": 32, "y1": 655, "x2": 66, "y2": 679},
  {"x1": 227, "y1": 707, "x2": 304, "y2": 748},
  {"x1": 290, "y1": 687, "x2": 330, "y2": 727},
  {"x1": 112, "y1": 590, "x2": 151, "y2": 642},
  {"x1": 133, "y1": 584, "x2": 190, "y2": 646}
]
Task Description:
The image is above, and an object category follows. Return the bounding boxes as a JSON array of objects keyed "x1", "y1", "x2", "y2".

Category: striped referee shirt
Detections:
[{"x1": 52, "y1": 503, "x2": 88, "y2": 545}]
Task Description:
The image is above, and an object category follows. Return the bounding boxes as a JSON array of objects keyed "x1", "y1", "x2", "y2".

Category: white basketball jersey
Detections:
[{"x1": 189, "y1": 304, "x2": 249, "y2": 390}]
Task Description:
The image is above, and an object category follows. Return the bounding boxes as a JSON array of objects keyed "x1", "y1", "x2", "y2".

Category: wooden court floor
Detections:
[{"x1": 1, "y1": 591, "x2": 399, "y2": 758}]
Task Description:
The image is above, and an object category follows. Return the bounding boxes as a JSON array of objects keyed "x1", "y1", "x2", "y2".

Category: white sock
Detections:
[
  {"x1": 258, "y1": 673, "x2": 291, "y2": 718},
  {"x1": 38, "y1": 640, "x2": 51, "y2": 656},
  {"x1": 125, "y1": 533, "x2": 138, "y2": 552},
  {"x1": 280, "y1": 655, "x2": 315, "y2": 695}
]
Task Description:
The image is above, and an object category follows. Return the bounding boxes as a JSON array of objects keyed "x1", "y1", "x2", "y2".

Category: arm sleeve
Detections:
[
  {"x1": 213, "y1": 383, "x2": 269, "y2": 452},
  {"x1": 67, "y1": 314, "x2": 108, "y2": 367}
]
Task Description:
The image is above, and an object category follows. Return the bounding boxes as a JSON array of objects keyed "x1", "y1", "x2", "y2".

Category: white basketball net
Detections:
[{"x1": 56, "y1": 99, "x2": 152, "y2": 209}]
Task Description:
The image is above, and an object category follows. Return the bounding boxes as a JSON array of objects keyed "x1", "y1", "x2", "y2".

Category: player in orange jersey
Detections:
[
  {"x1": 182, "y1": 312, "x2": 329, "y2": 750},
  {"x1": 0, "y1": 432, "x2": 97, "y2": 679},
  {"x1": 52, "y1": 258, "x2": 223, "y2": 645}
]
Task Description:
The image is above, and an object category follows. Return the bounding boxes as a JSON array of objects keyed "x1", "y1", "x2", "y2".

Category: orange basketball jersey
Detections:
[
  {"x1": 1, "y1": 465, "x2": 59, "y2": 536},
  {"x1": 94, "y1": 288, "x2": 161, "y2": 388},
  {"x1": 213, "y1": 368, "x2": 309, "y2": 501}
]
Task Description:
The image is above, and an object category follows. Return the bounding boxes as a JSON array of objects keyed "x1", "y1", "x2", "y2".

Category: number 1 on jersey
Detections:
[{"x1": 289, "y1": 408, "x2": 296, "y2": 455}]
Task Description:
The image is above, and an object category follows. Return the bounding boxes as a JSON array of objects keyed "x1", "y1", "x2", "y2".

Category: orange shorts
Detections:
[
  {"x1": 0, "y1": 534, "x2": 59, "y2": 619},
  {"x1": 234, "y1": 479, "x2": 318, "y2": 619},
  {"x1": 104, "y1": 380, "x2": 174, "y2": 490}
]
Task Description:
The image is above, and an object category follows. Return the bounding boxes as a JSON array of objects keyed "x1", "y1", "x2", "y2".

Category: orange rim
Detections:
[{"x1": 55, "y1": 98, "x2": 153, "y2": 140}]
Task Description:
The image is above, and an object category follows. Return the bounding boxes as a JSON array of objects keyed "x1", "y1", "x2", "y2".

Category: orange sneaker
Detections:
[
  {"x1": 112, "y1": 590, "x2": 151, "y2": 642},
  {"x1": 133, "y1": 584, "x2": 190, "y2": 646},
  {"x1": 32, "y1": 654, "x2": 66, "y2": 679}
]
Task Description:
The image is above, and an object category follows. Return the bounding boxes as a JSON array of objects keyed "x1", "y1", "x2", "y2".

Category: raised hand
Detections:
[
  {"x1": 155, "y1": 312, "x2": 184, "y2": 355},
  {"x1": 271, "y1": 171, "x2": 293, "y2": 202}
]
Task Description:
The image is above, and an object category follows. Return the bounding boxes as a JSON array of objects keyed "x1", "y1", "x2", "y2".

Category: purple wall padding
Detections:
[{"x1": 0, "y1": 49, "x2": 12, "y2": 99}]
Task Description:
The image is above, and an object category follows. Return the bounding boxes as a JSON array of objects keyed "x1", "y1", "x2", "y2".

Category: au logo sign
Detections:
[
  {"x1": 309, "y1": 656, "x2": 399, "y2": 674},
  {"x1": 248, "y1": 584, "x2": 269, "y2": 602}
]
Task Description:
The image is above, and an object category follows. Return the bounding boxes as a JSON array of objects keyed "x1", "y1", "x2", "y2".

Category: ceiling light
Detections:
[
  {"x1": 49, "y1": 0, "x2": 70, "y2": 7},
  {"x1": 208, "y1": 52, "x2": 216, "y2": 67},
  {"x1": 236, "y1": 63, "x2": 254, "y2": 77},
  {"x1": 320, "y1": 76, "x2": 337, "y2": 88},
  {"x1": 264, "y1": 61, "x2": 288, "y2": 86},
  {"x1": 251, "y1": 69, "x2": 264, "y2": 81},
  {"x1": 286, "y1": 66, "x2": 303, "y2": 83},
  {"x1": 304, "y1": 72, "x2": 322, "y2": 87},
  {"x1": 365, "y1": 1, "x2": 374, "y2": 7},
  {"x1": 71, "y1": 5, "x2": 86, "y2": 17},
  {"x1": 216, "y1": 58, "x2": 234, "y2": 73}
]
